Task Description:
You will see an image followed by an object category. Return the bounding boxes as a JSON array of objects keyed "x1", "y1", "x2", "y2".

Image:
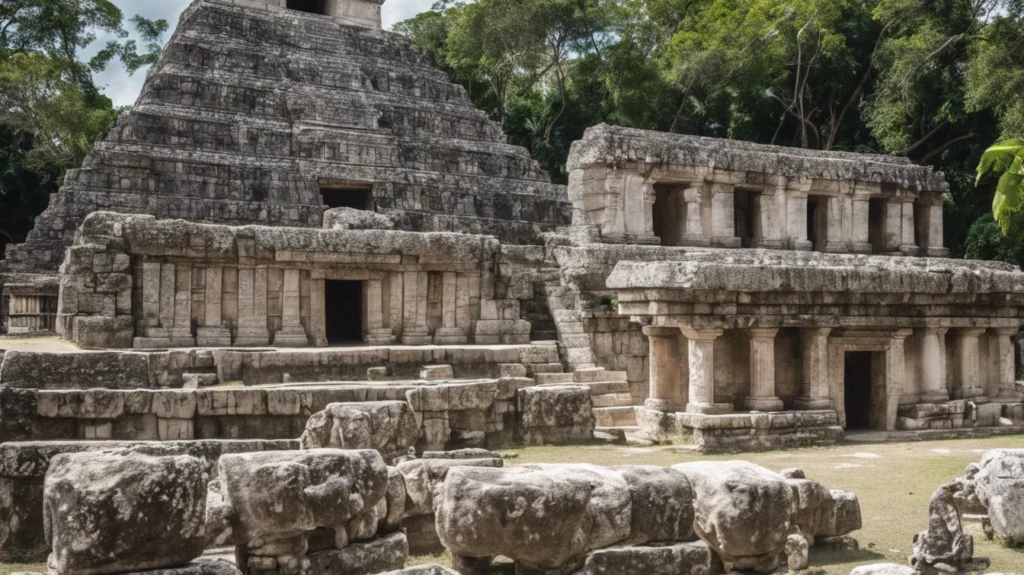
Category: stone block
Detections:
[
  {"x1": 306, "y1": 532, "x2": 407, "y2": 575},
  {"x1": 0, "y1": 351, "x2": 149, "y2": 390},
  {"x1": 420, "y1": 365, "x2": 454, "y2": 381},
  {"x1": 518, "y1": 385, "x2": 595, "y2": 445},
  {"x1": 571, "y1": 542, "x2": 711, "y2": 575}
]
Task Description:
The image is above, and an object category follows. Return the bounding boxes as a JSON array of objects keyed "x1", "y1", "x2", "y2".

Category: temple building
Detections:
[{"x1": 0, "y1": 0, "x2": 1022, "y2": 459}]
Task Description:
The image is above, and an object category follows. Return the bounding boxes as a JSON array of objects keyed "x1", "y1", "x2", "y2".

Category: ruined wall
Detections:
[{"x1": 3, "y1": 0, "x2": 571, "y2": 274}]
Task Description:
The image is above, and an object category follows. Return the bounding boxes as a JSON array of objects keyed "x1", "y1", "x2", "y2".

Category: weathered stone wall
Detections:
[{"x1": 2, "y1": 0, "x2": 571, "y2": 274}]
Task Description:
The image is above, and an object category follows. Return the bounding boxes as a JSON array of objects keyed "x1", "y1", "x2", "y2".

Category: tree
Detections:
[
  {"x1": 976, "y1": 138, "x2": 1024, "y2": 232},
  {"x1": 0, "y1": 1, "x2": 168, "y2": 253}
]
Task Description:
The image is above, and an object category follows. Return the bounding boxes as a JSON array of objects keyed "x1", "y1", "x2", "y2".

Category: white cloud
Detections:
[{"x1": 87, "y1": 0, "x2": 436, "y2": 107}]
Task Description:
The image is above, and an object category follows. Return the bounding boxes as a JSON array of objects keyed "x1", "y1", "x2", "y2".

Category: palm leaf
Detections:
[
  {"x1": 976, "y1": 138, "x2": 1024, "y2": 184},
  {"x1": 992, "y1": 170, "x2": 1024, "y2": 233}
]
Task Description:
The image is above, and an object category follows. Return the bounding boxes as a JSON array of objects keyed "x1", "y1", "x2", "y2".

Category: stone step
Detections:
[
  {"x1": 592, "y1": 392, "x2": 635, "y2": 408},
  {"x1": 563, "y1": 347, "x2": 596, "y2": 367},
  {"x1": 182, "y1": 373, "x2": 219, "y2": 389},
  {"x1": 594, "y1": 406, "x2": 638, "y2": 427},
  {"x1": 527, "y1": 363, "x2": 565, "y2": 375},
  {"x1": 574, "y1": 369, "x2": 627, "y2": 383},
  {"x1": 584, "y1": 381, "x2": 631, "y2": 396},
  {"x1": 593, "y1": 427, "x2": 626, "y2": 443},
  {"x1": 559, "y1": 334, "x2": 592, "y2": 348},
  {"x1": 534, "y1": 372, "x2": 575, "y2": 385}
]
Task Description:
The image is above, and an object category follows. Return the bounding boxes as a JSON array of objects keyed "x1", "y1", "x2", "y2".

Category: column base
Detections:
[
  {"x1": 273, "y1": 327, "x2": 309, "y2": 347},
  {"x1": 752, "y1": 239, "x2": 786, "y2": 249},
  {"x1": 918, "y1": 391, "x2": 951, "y2": 404},
  {"x1": 745, "y1": 396, "x2": 784, "y2": 412},
  {"x1": 686, "y1": 402, "x2": 733, "y2": 415},
  {"x1": 644, "y1": 398, "x2": 680, "y2": 413},
  {"x1": 196, "y1": 327, "x2": 232, "y2": 347},
  {"x1": 794, "y1": 396, "x2": 833, "y2": 410},
  {"x1": 400, "y1": 330, "x2": 433, "y2": 346},
  {"x1": 850, "y1": 242, "x2": 873, "y2": 254},
  {"x1": 365, "y1": 328, "x2": 396, "y2": 345},
  {"x1": 953, "y1": 387, "x2": 987, "y2": 401},
  {"x1": 679, "y1": 235, "x2": 711, "y2": 246},
  {"x1": 898, "y1": 245, "x2": 920, "y2": 256},
  {"x1": 710, "y1": 237, "x2": 742, "y2": 248},
  {"x1": 135, "y1": 337, "x2": 196, "y2": 349},
  {"x1": 433, "y1": 328, "x2": 468, "y2": 345},
  {"x1": 234, "y1": 326, "x2": 270, "y2": 347},
  {"x1": 791, "y1": 240, "x2": 813, "y2": 251},
  {"x1": 925, "y1": 247, "x2": 950, "y2": 258}
]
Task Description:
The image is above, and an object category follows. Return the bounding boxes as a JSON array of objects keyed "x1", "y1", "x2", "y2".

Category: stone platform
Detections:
[{"x1": 636, "y1": 407, "x2": 845, "y2": 453}]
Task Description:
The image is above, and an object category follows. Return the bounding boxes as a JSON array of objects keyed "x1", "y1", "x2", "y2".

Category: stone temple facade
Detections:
[{"x1": 0, "y1": 0, "x2": 1022, "y2": 531}]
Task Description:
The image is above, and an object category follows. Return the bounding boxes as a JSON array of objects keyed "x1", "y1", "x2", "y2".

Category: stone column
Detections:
[
  {"x1": 681, "y1": 183, "x2": 708, "y2": 245},
  {"x1": 365, "y1": 278, "x2": 396, "y2": 345},
  {"x1": 745, "y1": 328, "x2": 784, "y2": 411},
  {"x1": 234, "y1": 268, "x2": 270, "y2": 347},
  {"x1": 900, "y1": 200, "x2": 918, "y2": 254},
  {"x1": 643, "y1": 326, "x2": 682, "y2": 412},
  {"x1": 796, "y1": 327, "x2": 833, "y2": 409},
  {"x1": 710, "y1": 183, "x2": 740, "y2": 247},
  {"x1": 824, "y1": 196, "x2": 845, "y2": 252},
  {"x1": 273, "y1": 269, "x2": 309, "y2": 347},
  {"x1": 197, "y1": 267, "x2": 232, "y2": 346},
  {"x1": 918, "y1": 197, "x2": 950, "y2": 257},
  {"x1": 953, "y1": 328, "x2": 987, "y2": 400},
  {"x1": 884, "y1": 200, "x2": 903, "y2": 252},
  {"x1": 851, "y1": 196, "x2": 872, "y2": 253},
  {"x1": 681, "y1": 328, "x2": 732, "y2": 414},
  {"x1": 401, "y1": 271, "x2": 431, "y2": 345},
  {"x1": 310, "y1": 277, "x2": 328, "y2": 347},
  {"x1": 754, "y1": 187, "x2": 785, "y2": 249},
  {"x1": 434, "y1": 272, "x2": 467, "y2": 344},
  {"x1": 884, "y1": 331, "x2": 911, "y2": 430},
  {"x1": 918, "y1": 327, "x2": 949, "y2": 403},
  {"x1": 786, "y1": 195, "x2": 812, "y2": 251},
  {"x1": 992, "y1": 328, "x2": 1020, "y2": 399}
]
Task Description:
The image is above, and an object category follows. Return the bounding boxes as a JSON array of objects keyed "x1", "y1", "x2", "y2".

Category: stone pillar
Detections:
[
  {"x1": 365, "y1": 278, "x2": 395, "y2": 345},
  {"x1": 234, "y1": 268, "x2": 270, "y2": 347},
  {"x1": 953, "y1": 328, "x2": 987, "y2": 400},
  {"x1": 900, "y1": 200, "x2": 918, "y2": 254},
  {"x1": 918, "y1": 327, "x2": 949, "y2": 403},
  {"x1": 745, "y1": 328, "x2": 784, "y2": 411},
  {"x1": 681, "y1": 183, "x2": 708, "y2": 245},
  {"x1": 310, "y1": 277, "x2": 328, "y2": 347},
  {"x1": 710, "y1": 183, "x2": 740, "y2": 247},
  {"x1": 681, "y1": 328, "x2": 732, "y2": 414},
  {"x1": 992, "y1": 328, "x2": 1020, "y2": 399},
  {"x1": 434, "y1": 272, "x2": 467, "y2": 344},
  {"x1": 273, "y1": 269, "x2": 308, "y2": 347},
  {"x1": 918, "y1": 197, "x2": 950, "y2": 257},
  {"x1": 824, "y1": 196, "x2": 845, "y2": 252},
  {"x1": 401, "y1": 271, "x2": 431, "y2": 345},
  {"x1": 197, "y1": 267, "x2": 232, "y2": 346},
  {"x1": 643, "y1": 326, "x2": 682, "y2": 412},
  {"x1": 796, "y1": 327, "x2": 833, "y2": 409},
  {"x1": 884, "y1": 200, "x2": 903, "y2": 252},
  {"x1": 754, "y1": 187, "x2": 785, "y2": 249},
  {"x1": 851, "y1": 196, "x2": 872, "y2": 253},
  {"x1": 884, "y1": 332, "x2": 910, "y2": 430},
  {"x1": 786, "y1": 195, "x2": 812, "y2": 251}
]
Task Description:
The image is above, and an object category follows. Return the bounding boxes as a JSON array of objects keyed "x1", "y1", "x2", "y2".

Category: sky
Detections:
[{"x1": 85, "y1": 0, "x2": 435, "y2": 107}]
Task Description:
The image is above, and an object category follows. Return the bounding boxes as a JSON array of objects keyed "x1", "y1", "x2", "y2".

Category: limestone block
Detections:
[
  {"x1": 615, "y1": 465, "x2": 696, "y2": 545},
  {"x1": 151, "y1": 390, "x2": 198, "y2": 419},
  {"x1": 406, "y1": 381, "x2": 497, "y2": 413},
  {"x1": 115, "y1": 561, "x2": 242, "y2": 575},
  {"x1": 518, "y1": 385, "x2": 595, "y2": 445},
  {"x1": 196, "y1": 389, "x2": 267, "y2": 416},
  {"x1": 849, "y1": 564, "x2": 918, "y2": 575},
  {"x1": 298, "y1": 402, "x2": 419, "y2": 461},
  {"x1": 379, "y1": 566, "x2": 459, "y2": 575},
  {"x1": 306, "y1": 532, "x2": 407, "y2": 575},
  {"x1": 672, "y1": 460, "x2": 794, "y2": 572},
  {"x1": 395, "y1": 457, "x2": 503, "y2": 518},
  {"x1": 435, "y1": 464, "x2": 631, "y2": 571},
  {"x1": 37, "y1": 391, "x2": 125, "y2": 420},
  {"x1": 0, "y1": 351, "x2": 149, "y2": 390},
  {"x1": 420, "y1": 365, "x2": 454, "y2": 381},
  {"x1": 218, "y1": 449, "x2": 388, "y2": 559},
  {"x1": 44, "y1": 451, "x2": 208, "y2": 575},
  {"x1": 971, "y1": 449, "x2": 1024, "y2": 543},
  {"x1": 382, "y1": 468, "x2": 406, "y2": 532},
  {"x1": 570, "y1": 542, "x2": 711, "y2": 575}
]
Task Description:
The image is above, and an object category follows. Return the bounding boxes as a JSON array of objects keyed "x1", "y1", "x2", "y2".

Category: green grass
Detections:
[
  {"x1": 0, "y1": 563, "x2": 46, "y2": 575},
  {"x1": 411, "y1": 436, "x2": 1024, "y2": 575}
]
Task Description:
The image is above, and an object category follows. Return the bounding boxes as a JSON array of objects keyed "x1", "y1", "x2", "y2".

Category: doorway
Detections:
[
  {"x1": 325, "y1": 280, "x2": 364, "y2": 344},
  {"x1": 734, "y1": 190, "x2": 758, "y2": 248},
  {"x1": 844, "y1": 351, "x2": 874, "y2": 429},
  {"x1": 287, "y1": 0, "x2": 327, "y2": 14},
  {"x1": 869, "y1": 198, "x2": 887, "y2": 253},
  {"x1": 807, "y1": 195, "x2": 828, "y2": 251},
  {"x1": 321, "y1": 186, "x2": 374, "y2": 211},
  {"x1": 652, "y1": 183, "x2": 683, "y2": 246}
]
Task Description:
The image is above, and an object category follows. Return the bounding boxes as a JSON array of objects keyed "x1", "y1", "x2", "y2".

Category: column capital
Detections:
[
  {"x1": 991, "y1": 327, "x2": 1020, "y2": 337},
  {"x1": 920, "y1": 326, "x2": 949, "y2": 336},
  {"x1": 957, "y1": 327, "x2": 988, "y2": 338},
  {"x1": 747, "y1": 327, "x2": 779, "y2": 340},
  {"x1": 801, "y1": 327, "x2": 832, "y2": 337},
  {"x1": 681, "y1": 327, "x2": 724, "y2": 341},
  {"x1": 643, "y1": 325, "x2": 683, "y2": 337}
]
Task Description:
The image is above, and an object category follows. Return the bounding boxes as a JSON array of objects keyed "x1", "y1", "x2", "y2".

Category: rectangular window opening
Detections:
[{"x1": 287, "y1": 0, "x2": 327, "y2": 15}]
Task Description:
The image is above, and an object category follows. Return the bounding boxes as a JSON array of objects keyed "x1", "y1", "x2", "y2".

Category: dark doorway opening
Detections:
[
  {"x1": 844, "y1": 351, "x2": 874, "y2": 429},
  {"x1": 321, "y1": 186, "x2": 374, "y2": 211},
  {"x1": 807, "y1": 195, "x2": 828, "y2": 251},
  {"x1": 287, "y1": 0, "x2": 327, "y2": 14},
  {"x1": 734, "y1": 190, "x2": 758, "y2": 248},
  {"x1": 869, "y1": 198, "x2": 887, "y2": 253},
  {"x1": 652, "y1": 184, "x2": 683, "y2": 246},
  {"x1": 325, "y1": 280, "x2": 364, "y2": 344}
]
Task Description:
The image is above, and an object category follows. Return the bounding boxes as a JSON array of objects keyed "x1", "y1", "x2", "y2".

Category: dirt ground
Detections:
[{"x1": 4, "y1": 436, "x2": 1023, "y2": 575}]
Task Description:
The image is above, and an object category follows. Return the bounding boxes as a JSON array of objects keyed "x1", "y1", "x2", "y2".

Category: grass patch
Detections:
[
  {"x1": 212, "y1": 380, "x2": 244, "y2": 388},
  {"x1": 0, "y1": 563, "x2": 46, "y2": 575}
]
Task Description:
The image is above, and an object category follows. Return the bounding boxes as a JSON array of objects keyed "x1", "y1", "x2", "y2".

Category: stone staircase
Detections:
[
  {"x1": 536, "y1": 367, "x2": 638, "y2": 438},
  {"x1": 543, "y1": 284, "x2": 598, "y2": 370}
]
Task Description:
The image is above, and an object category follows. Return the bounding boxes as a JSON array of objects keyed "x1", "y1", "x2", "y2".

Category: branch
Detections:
[
  {"x1": 906, "y1": 121, "x2": 948, "y2": 154},
  {"x1": 916, "y1": 133, "x2": 976, "y2": 164}
]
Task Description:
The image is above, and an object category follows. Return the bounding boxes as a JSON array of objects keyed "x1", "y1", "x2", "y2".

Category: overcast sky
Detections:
[{"x1": 85, "y1": 0, "x2": 435, "y2": 107}]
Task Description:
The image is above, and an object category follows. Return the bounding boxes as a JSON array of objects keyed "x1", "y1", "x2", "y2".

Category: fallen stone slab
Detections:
[
  {"x1": 306, "y1": 532, "x2": 408, "y2": 575},
  {"x1": 614, "y1": 465, "x2": 695, "y2": 545},
  {"x1": 570, "y1": 542, "x2": 711, "y2": 575},
  {"x1": 971, "y1": 449, "x2": 1024, "y2": 544},
  {"x1": 298, "y1": 401, "x2": 419, "y2": 461},
  {"x1": 848, "y1": 564, "x2": 918, "y2": 575},
  {"x1": 379, "y1": 565, "x2": 460, "y2": 575},
  {"x1": 44, "y1": 450, "x2": 208, "y2": 575}
]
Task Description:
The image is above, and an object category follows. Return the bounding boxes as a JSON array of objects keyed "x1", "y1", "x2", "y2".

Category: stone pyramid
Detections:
[{"x1": 2, "y1": 0, "x2": 571, "y2": 273}]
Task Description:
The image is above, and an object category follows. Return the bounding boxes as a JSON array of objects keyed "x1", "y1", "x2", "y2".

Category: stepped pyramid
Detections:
[{"x1": 3, "y1": 0, "x2": 571, "y2": 273}]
